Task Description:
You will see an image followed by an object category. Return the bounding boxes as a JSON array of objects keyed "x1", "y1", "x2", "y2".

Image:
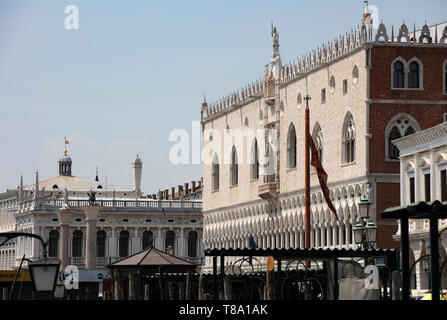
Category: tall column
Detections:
[
  {"x1": 332, "y1": 225, "x2": 338, "y2": 247},
  {"x1": 81, "y1": 205, "x2": 102, "y2": 270},
  {"x1": 339, "y1": 224, "x2": 344, "y2": 247},
  {"x1": 110, "y1": 228, "x2": 117, "y2": 258},
  {"x1": 58, "y1": 209, "x2": 74, "y2": 271},
  {"x1": 132, "y1": 228, "x2": 139, "y2": 254},
  {"x1": 156, "y1": 228, "x2": 162, "y2": 250},
  {"x1": 179, "y1": 229, "x2": 185, "y2": 258},
  {"x1": 430, "y1": 150, "x2": 436, "y2": 201}
]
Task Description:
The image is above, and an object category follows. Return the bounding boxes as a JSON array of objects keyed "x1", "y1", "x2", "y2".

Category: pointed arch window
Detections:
[
  {"x1": 48, "y1": 230, "x2": 59, "y2": 258},
  {"x1": 312, "y1": 123, "x2": 323, "y2": 164},
  {"x1": 408, "y1": 61, "x2": 420, "y2": 88},
  {"x1": 72, "y1": 230, "x2": 83, "y2": 257},
  {"x1": 267, "y1": 144, "x2": 276, "y2": 183},
  {"x1": 251, "y1": 139, "x2": 259, "y2": 180},
  {"x1": 443, "y1": 60, "x2": 447, "y2": 95},
  {"x1": 287, "y1": 123, "x2": 297, "y2": 169},
  {"x1": 97, "y1": 230, "x2": 106, "y2": 258},
  {"x1": 230, "y1": 147, "x2": 238, "y2": 186},
  {"x1": 342, "y1": 115, "x2": 355, "y2": 164},
  {"x1": 393, "y1": 61, "x2": 405, "y2": 88},
  {"x1": 119, "y1": 230, "x2": 129, "y2": 257},
  {"x1": 142, "y1": 230, "x2": 153, "y2": 249},
  {"x1": 212, "y1": 154, "x2": 220, "y2": 191},
  {"x1": 386, "y1": 114, "x2": 420, "y2": 160}
]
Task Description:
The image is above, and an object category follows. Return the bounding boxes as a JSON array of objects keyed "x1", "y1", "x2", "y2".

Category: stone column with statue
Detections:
[
  {"x1": 58, "y1": 189, "x2": 75, "y2": 271},
  {"x1": 82, "y1": 190, "x2": 102, "y2": 270}
]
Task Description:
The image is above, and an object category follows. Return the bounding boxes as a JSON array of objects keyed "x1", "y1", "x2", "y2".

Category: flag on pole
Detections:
[{"x1": 309, "y1": 133, "x2": 338, "y2": 220}]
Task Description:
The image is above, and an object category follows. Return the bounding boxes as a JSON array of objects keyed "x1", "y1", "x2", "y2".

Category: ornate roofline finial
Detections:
[{"x1": 64, "y1": 136, "x2": 70, "y2": 155}]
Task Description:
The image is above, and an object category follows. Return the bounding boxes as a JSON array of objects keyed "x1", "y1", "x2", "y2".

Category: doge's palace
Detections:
[{"x1": 200, "y1": 9, "x2": 447, "y2": 269}]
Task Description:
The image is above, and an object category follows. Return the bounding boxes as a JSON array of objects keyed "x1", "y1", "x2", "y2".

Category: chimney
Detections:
[
  {"x1": 198, "y1": 179, "x2": 202, "y2": 188},
  {"x1": 165, "y1": 189, "x2": 169, "y2": 199},
  {"x1": 191, "y1": 181, "x2": 196, "y2": 192},
  {"x1": 184, "y1": 183, "x2": 189, "y2": 195},
  {"x1": 171, "y1": 187, "x2": 176, "y2": 199},
  {"x1": 147, "y1": 194, "x2": 152, "y2": 199},
  {"x1": 178, "y1": 185, "x2": 183, "y2": 197},
  {"x1": 152, "y1": 193, "x2": 156, "y2": 200}
]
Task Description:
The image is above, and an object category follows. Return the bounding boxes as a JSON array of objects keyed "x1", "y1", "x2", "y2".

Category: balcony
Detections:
[
  {"x1": 97, "y1": 257, "x2": 112, "y2": 266},
  {"x1": 258, "y1": 182, "x2": 278, "y2": 200},
  {"x1": 69, "y1": 257, "x2": 85, "y2": 266}
]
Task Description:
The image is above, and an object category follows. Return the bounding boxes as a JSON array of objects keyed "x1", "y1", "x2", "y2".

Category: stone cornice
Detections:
[{"x1": 393, "y1": 122, "x2": 447, "y2": 156}]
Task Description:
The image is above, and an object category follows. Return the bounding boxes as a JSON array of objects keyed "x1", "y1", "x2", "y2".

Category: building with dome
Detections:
[{"x1": 0, "y1": 146, "x2": 204, "y2": 276}]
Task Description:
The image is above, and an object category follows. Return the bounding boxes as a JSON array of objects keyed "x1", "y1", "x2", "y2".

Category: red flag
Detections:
[{"x1": 309, "y1": 133, "x2": 338, "y2": 220}]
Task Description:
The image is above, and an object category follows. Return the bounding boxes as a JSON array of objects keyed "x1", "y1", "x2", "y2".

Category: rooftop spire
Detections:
[
  {"x1": 271, "y1": 23, "x2": 280, "y2": 60},
  {"x1": 95, "y1": 167, "x2": 99, "y2": 182},
  {"x1": 34, "y1": 170, "x2": 39, "y2": 200}
]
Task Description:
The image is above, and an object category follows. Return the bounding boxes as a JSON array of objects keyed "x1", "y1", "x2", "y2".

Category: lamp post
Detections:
[
  {"x1": 353, "y1": 198, "x2": 378, "y2": 250},
  {"x1": 0, "y1": 232, "x2": 60, "y2": 300}
]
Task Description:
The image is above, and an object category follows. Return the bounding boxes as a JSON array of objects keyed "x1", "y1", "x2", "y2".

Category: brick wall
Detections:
[{"x1": 375, "y1": 182, "x2": 400, "y2": 249}]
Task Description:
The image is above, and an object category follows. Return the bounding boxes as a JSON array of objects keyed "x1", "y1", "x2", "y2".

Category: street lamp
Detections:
[
  {"x1": 353, "y1": 198, "x2": 378, "y2": 249},
  {"x1": 29, "y1": 259, "x2": 60, "y2": 293},
  {"x1": 0, "y1": 232, "x2": 60, "y2": 299}
]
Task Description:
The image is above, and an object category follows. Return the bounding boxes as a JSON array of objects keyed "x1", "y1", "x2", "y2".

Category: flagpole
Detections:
[{"x1": 304, "y1": 95, "x2": 311, "y2": 264}]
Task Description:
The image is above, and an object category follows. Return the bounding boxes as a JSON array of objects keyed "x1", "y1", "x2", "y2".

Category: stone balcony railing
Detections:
[
  {"x1": 15, "y1": 198, "x2": 202, "y2": 213},
  {"x1": 258, "y1": 182, "x2": 278, "y2": 200}
]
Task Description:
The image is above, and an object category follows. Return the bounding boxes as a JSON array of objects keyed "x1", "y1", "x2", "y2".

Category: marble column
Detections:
[
  {"x1": 81, "y1": 205, "x2": 101, "y2": 270},
  {"x1": 179, "y1": 229, "x2": 185, "y2": 258},
  {"x1": 58, "y1": 209, "x2": 75, "y2": 271},
  {"x1": 110, "y1": 228, "x2": 117, "y2": 258},
  {"x1": 132, "y1": 228, "x2": 139, "y2": 254}
]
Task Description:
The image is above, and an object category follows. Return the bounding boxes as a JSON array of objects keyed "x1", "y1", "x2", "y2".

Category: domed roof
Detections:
[{"x1": 59, "y1": 154, "x2": 72, "y2": 163}]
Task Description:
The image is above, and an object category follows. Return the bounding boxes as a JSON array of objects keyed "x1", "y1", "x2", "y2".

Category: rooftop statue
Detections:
[{"x1": 87, "y1": 190, "x2": 96, "y2": 206}]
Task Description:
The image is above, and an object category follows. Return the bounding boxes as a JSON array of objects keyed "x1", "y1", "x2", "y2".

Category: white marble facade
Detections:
[{"x1": 392, "y1": 121, "x2": 447, "y2": 293}]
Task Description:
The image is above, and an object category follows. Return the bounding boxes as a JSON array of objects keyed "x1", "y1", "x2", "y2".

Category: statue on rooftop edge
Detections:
[{"x1": 87, "y1": 190, "x2": 96, "y2": 206}]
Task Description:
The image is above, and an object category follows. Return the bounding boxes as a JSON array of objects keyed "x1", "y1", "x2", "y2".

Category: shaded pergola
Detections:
[
  {"x1": 205, "y1": 247, "x2": 399, "y2": 300},
  {"x1": 109, "y1": 246, "x2": 198, "y2": 299},
  {"x1": 382, "y1": 200, "x2": 447, "y2": 300}
]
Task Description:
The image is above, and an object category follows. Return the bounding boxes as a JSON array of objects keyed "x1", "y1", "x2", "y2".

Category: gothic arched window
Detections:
[
  {"x1": 142, "y1": 230, "x2": 153, "y2": 249},
  {"x1": 230, "y1": 146, "x2": 238, "y2": 186},
  {"x1": 443, "y1": 60, "x2": 447, "y2": 95},
  {"x1": 312, "y1": 123, "x2": 323, "y2": 163},
  {"x1": 342, "y1": 114, "x2": 355, "y2": 164},
  {"x1": 97, "y1": 230, "x2": 106, "y2": 258},
  {"x1": 408, "y1": 61, "x2": 420, "y2": 88},
  {"x1": 212, "y1": 153, "x2": 219, "y2": 191},
  {"x1": 119, "y1": 230, "x2": 129, "y2": 257},
  {"x1": 287, "y1": 123, "x2": 297, "y2": 169},
  {"x1": 188, "y1": 231, "x2": 198, "y2": 258},
  {"x1": 393, "y1": 61, "x2": 405, "y2": 88},
  {"x1": 48, "y1": 230, "x2": 59, "y2": 258},
  {"x1": 251, "y1": 139, "x2": 259, "y2": 180},
  {"x1": 386, "y1": 114, "x2": 420, "y2": 160},
  {"x1": 165, "y1": 230, "x2": 175, "y2": 252},
  {"x1": 72, "y1": 230, "x2": 83, "y2": 257}
]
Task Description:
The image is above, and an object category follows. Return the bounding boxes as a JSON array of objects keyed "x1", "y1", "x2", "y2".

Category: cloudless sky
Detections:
[{"x1": 0, "y1": 0, "x2": 445, "y2": 194}]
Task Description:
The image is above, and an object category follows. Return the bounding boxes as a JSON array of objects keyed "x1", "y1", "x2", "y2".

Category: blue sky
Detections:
[{"x1": 0, "y1": 0, "x2": 445, "y2": 194}]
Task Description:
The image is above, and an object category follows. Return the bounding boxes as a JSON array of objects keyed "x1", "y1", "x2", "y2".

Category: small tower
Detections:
[
  {"x1": 18, "y1": 175, "x2": 23, "y2": 202},
  {"x1": 34, "y1": 170, "x2": 39, "y2": 200},
  {"x1": 59, "y1": 137, "x2": 72, "y2": 176},
  {"x1": 132, "y1": 154, "x2": 142, "y2": 193},
  {"x1": 270, "y1": 24, "x2": 282, "y2": 80}
]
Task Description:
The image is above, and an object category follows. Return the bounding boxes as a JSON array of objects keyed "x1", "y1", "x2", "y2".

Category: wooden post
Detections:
[
  {"x1": 179, "y1": 282, "x2": 185, "y2": 300},
  {"x1": 198, "y1": 273, "x2": 205, "y2": 300},
  {"x1": 113, "y1": 270, "x2": 123, "y2": 300},
  {"x1": 129, "y1": 273, "x2": 139, "y2": 300},
  {"x1": 224, "y1": 277, "x2": 232, "y2": 300},
  {"x1": 168, "y1": 281, "x2": 175, "y2": 300},
  {"x1": 266, "y1": 269, "x2": 275, "y2": 300},
  {"x1": 186, "y1": 271, "x2": 192, "y2": 300},
  {"x1": 391, "y1": 271, "x2": 401, "y2": 300},
  {"x1": 144, "y1": 284, "x2": 150, "y2": 300},
  {"x1": 2, "y1": 287, "x2": 9, "y2": 300}
]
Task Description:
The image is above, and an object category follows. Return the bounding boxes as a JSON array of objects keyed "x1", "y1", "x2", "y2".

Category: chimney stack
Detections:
[
  {"x1": 178, "y1": 185, "x2": 183, "y2": 197},
  {"x1": 171, "y1": 187, "x2": 176, "y2": 199},
  {"x1": 165, "y1": 189, "x2": 169, "y2": 199},
  {"x1": 184, "y1": 183, "x2": 189, "y2": 195},
  {"x1": 152, "y1": 193, "x2": 156, "y2": 200},
  {"x1": 191, "y1": 181, "x2": 196, "y2": 192}
]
